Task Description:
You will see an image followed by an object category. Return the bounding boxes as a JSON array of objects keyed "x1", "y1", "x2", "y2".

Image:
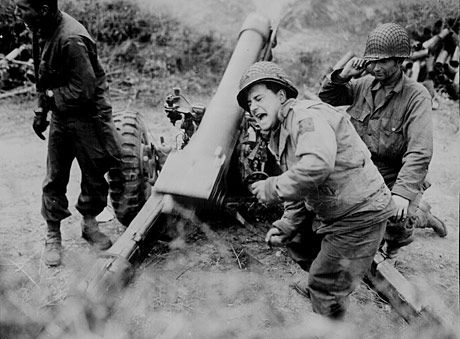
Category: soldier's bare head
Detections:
[
  {"x1": 23, "y1": 0, "x2": 58, "y2": 11},
  {"x1": 14, "y1": 0, "x2": 58, "y2": 30}
]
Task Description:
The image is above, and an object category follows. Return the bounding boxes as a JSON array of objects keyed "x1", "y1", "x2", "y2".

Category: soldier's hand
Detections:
[
  {"x1": 33, "y1": 108, "x2": 49, "y2": 140},
  {"x1": 340, "y1": 57, "x2": 368, "y2": 79},
  {"x1": 251, "y1": 179, "x2": 268, "y2": 203},
  {"x1": 265, "y1": 227, "x2": 289, "y2": 247},
  {"x1": 391, "y1": 194, "x2": 410, "y2": 222}
]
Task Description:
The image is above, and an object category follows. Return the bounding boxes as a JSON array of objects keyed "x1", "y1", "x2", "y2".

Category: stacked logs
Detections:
[
  {"x1": 405, "y1": 19, "x2": 459, "y2": 101},
  {"x1": 0, "y1": 44, "x2": 34, "y2": 94}
]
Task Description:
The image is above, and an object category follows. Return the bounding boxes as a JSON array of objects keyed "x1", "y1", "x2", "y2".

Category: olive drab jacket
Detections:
[
  {"x1": 263, "y1": 99, "x2": 394, "y2": 236},
  {"x1": 36, "y1": 11, "x2": 121, "y2": 163},
  {"x1": 318, "y1": 70, "x2": 433, "y2": 203}
]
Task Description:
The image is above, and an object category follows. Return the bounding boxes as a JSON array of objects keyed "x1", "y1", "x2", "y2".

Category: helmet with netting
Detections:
[
  {"x1": 237, "y1": 61, "x2": 298, "y2": 112},
  {"x1": 363, "y1": 23, "x2": 411, "y2": 60}
]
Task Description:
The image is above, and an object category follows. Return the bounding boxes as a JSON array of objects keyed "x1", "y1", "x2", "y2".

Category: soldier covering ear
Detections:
[{"x1": 319, "y1": 23, "x2": 446, "y2": 258}]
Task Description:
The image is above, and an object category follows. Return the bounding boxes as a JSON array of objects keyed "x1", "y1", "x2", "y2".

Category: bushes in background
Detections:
[
  {"x1": 282, "y1": 0, "x2": 458, "y2": 93},
  {"x1": 0, "y1": 0, "x2": 28, "y2": 54},
  {"x1": 0, "y1": 0, "x2": 230, "y2": 90}
]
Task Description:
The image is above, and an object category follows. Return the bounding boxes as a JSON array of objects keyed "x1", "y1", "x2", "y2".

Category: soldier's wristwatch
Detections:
[{"x1": 46, "y1": 89, "x2": 54, "y2": 98}]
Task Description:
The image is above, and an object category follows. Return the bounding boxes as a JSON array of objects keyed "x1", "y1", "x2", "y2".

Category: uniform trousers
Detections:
[
  {"x1": 287, "y1": 210, "x2": 387, "y2": 318},
  {"x1": 41, "y1": 113, "x2": 112, "y2": 222}
]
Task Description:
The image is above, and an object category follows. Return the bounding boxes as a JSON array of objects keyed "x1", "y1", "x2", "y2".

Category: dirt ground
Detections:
[
  {"x1": 1, "y1": 1, "x2": 459, "y2": 338},
  {"x1": 1, "y1": 84, "x2": 459, "y2": 339}
]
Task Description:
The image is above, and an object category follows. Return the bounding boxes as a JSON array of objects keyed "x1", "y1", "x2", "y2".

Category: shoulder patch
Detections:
[{"x1": 298, "y1": 117, "x2": 315, "y2": 134}]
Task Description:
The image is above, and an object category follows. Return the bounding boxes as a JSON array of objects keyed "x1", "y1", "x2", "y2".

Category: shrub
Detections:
[
  {"x1": 60, "y1": 0, "x2": 173, "y2": 46},
  {"x1": 0, "y1": 0, "x2": 231, "y2": 95},
  {"x1": 381, "y1": 0, "x2": 459, "y2": 33},
  {"x1": 281, "y1": 0, "x2": 459, "y2": 93},
  {"x1": 0, "y1": 0, "x2": 28, "y2": 55},
  {"x1": 62, "y1": 1, "x2": 230, "y2": 83}
]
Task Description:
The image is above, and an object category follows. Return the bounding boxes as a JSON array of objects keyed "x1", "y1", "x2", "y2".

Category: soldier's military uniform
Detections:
[
  {"x1": 237, "y1": 61, "x2": 396, "y2": 319},
  {"x1": 319, "y1": 23, "x2": 447, "y2": 256},
  {"x1": 37, "y1": 11, "x2": 120, "y2": 223},
  {"x1": 17, "y1": 2, "x2": 123, "y2": 266}
]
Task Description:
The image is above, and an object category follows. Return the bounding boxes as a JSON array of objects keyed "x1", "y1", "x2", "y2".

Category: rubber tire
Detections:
[{"x1": 108, "y1": 110, "x2": 153, "y2": 226}]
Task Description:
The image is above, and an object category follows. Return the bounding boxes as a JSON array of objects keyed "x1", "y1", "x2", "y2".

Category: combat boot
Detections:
[
  {"x1": 415, "y1": 201, "x2": 447, "y2": 237},
  {"x1": 81, "y1": 215, "x2": 112, "y2": 250},
  {"x1": 44, "y1": 221, "x2": 62, "y2": 267}
]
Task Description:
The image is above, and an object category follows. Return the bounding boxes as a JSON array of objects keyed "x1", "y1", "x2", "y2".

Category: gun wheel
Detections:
[{"x1": 108, "y1": 110, "x2": 157, "y2": 226}]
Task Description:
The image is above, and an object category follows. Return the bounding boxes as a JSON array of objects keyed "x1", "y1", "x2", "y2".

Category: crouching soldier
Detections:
[{"x1": 237, "y1": 61, "x2": 396, "y2": 320}]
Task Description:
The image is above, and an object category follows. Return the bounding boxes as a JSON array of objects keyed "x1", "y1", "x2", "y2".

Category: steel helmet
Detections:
[
  {"x1": 363, "y1": 23, "x2": 411, "y2": 60},
  {"x1": 237, "y1": 61, "x2": 298, "y2": 112}
]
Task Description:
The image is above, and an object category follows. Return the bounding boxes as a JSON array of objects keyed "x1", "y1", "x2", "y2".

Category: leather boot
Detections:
[
  {"x1": 44, "y1": 221, "x2": 62, "y2": 267},
  {"x1": 81, "y1": 215, "x2": 112, "y2": 250},
  {"x1": 415, "y1": 201, "x2": 447, "y2": 237}
]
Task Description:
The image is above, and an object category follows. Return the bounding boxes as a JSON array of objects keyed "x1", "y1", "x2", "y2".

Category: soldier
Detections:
[
  {"x1": 14, "y1": 0, "x2": 121, "y2": 266},
  {"x1": 318, "y1": 23, "x2": 446, "y2": 258},
  {"x1": 237, "y1": 61, "x2": 396, "y2": 320}
]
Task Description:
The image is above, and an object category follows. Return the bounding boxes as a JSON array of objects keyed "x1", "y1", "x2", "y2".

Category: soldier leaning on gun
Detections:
[
  {"x1": 237, "y1": 61, "x2": 397, "y2": 320},
  {"x1": 318, "y1": 23, "x2": 447, "y2": 258},
  {"x1": 14, "y1": 0, "x2": 122, "y2": 267}
]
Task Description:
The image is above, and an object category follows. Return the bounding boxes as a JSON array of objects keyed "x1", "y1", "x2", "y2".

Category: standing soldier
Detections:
[
  {"x1": 237, "y1": 61, "x2": 396, "y2": 320},
  {"x1": 319, "y1": 23, "x2": 447, "y2": 257},
  {"x1": 14, "y1": 0, "x2": 121, "y2": 266}
]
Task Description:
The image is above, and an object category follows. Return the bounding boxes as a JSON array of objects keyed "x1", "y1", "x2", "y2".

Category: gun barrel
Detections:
[
  {"x1": 154, "y1": 12, "x2": 272, "y2": 204},
  {"x1": 188, "y1": 12, "x2": 271, "y2": 155}
]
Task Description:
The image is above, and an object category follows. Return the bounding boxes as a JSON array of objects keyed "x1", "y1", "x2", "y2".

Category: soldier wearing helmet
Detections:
[
  {"x1": 238, "y1": 61, "x2": 396, "y2": 320},
  {"x1": 319, "y1": 23, "x2": 446, "y2": 258}
]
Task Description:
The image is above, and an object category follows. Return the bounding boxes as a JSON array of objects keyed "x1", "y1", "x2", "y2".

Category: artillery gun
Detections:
[
  {"x1": 79, "y1": 9, "x2": 278, "y2": 305},
  {"x1": 37, "y1": 11, "x2": 451, "y2": 338}
]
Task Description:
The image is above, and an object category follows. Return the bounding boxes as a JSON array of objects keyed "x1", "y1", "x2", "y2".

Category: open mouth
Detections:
[{"x1": 255, "y1": 112, "x2": 267, "y2": 121}]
